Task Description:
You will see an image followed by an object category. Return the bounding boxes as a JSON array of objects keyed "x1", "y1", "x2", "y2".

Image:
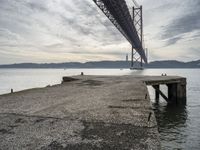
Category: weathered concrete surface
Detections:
[
  {"x1": 139, "y1": 76, "x2": 187, "y2": 105},
  {"x1": 137, "y1": 76, "x2": 186, "y2": 85},
  {"x1": 0, "y1": 75, "x2": 161, "y2": 150}
]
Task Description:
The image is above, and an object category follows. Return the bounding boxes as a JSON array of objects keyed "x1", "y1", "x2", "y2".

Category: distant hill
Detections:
[
  {"x1": 0, "y1": 60, "x2": 199, "y2": 68},
  {"x1": 146, "y1": 60, "x2": 200, "y2": 68}
]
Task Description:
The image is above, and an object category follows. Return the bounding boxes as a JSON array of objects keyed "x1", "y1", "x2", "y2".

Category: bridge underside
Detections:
[{"x1": 93, "y1": 0, "x2": 147, "y2": 63}]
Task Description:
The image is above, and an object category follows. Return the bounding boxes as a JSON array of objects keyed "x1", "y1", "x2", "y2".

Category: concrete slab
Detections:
[{"x1": 0, "y1": 75, "x2": 161, "y2": 150}]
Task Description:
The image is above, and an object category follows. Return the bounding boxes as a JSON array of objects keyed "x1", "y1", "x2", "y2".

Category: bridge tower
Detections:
[
  {"x1": 93, "y1": 0, "x2": 147, "y2": 69},
  {"x1": 131, "y1": 5, "x2": 144, "y2": 70}
]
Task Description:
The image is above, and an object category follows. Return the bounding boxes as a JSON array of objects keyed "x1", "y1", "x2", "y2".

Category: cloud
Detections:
[
  {"x1": 0, "y1": 0, "x2": 128, "y2": 63},
  {"x1": 164, "y1": 36, "x2": 183, "y2": 47},
  {"x1": 0, "y1": 0, "x2": 199, "y2": 64},
  {"x1": 27, "y1": 1, "x2": 48, "y2": 12},
  {"x1": 160, "y1": 0, "x2": 200, "y2": 45}
]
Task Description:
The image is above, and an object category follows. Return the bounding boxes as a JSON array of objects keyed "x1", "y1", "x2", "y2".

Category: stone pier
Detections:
[
  {"x1": 143, "y1": 76, "x2": 187, "y2": 105},
  {"x1": 0, "y1": 75, "x2": 186, "y2": 149}
]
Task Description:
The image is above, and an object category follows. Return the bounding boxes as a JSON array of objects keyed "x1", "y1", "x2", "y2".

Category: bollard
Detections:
[{"x1": 11, "y1": 89, "x2": 13, "y2": 93}]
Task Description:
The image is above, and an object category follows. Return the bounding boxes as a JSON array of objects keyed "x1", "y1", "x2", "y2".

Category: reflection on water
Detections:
[
  {"x1": 143, "y1": 69, "x2": 200, "y2": 150},
  {"x1": 153, "y1": 103, "x2": 188, "y2": 149}
]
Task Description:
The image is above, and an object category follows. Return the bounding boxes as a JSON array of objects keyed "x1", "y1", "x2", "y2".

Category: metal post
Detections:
[
  {"x1": 140, "y1": 6, "x2": 143, "y2": 47},
  {"x1": 132, "y1": 7, "x2": 135, "y2": 22},
  {"x1": 140, "y1": 6, "x2": 143, "y2": 68},
  {"x1": 146, "y1": 48, "x2": 148, "y2": 64},
  {"x1": 131, "y1": 7, "x2": 135, "y2": 69}
]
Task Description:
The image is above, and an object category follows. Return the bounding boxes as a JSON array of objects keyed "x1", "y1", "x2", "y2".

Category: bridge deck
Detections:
[
  {"x1": 0, "y1": 75, "x2": 165, "y2": 149},
  {"x1": 93, "y1": 0, "x2": 147, "y2": 62}
]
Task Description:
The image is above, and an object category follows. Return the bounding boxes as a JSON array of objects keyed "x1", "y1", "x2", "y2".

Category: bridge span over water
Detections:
[{"x1": 93, "y1": 0, "x2": 148, "y2": 68}]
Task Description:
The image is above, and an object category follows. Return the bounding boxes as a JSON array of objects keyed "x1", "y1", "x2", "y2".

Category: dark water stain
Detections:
[
  {"x1": 108, "y1": 105, "x2": 151, "y2": 110},
  {"x1": 15, "y1": 118, "x2": 27, "y2": 124},
  {"x1": 122, "y1": 99, "x2": 144, "y2": 102},
  {"x1": 62, "y1": 77, "x2": 79, "y2": 83},
  {"x1": 0, "y1": 129, "x2": 14, "y2": 134},
  {"x1": 44, "y1": 141, "x2": 64, "y2": 150},
  {"x1": 78, "y1": 121, "x2": 151, "y2": 149},
  {"x1": 78, "y1": 80, "x2": 103, "y2": 86},
  {"x1": 42, "y1": 121, "x2": 157, "y2": 150},
  {"x1": 34, "y1": 118, "x2": 46, "y2": 124}
]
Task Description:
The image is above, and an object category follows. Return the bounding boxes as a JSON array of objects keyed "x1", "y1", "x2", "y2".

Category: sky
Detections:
[{"x1": 0, "y1": 0, "x2": 199, "y2": 64}]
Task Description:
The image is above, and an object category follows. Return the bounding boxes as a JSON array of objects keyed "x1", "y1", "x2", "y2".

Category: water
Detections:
[{"x1": 0, "y1": 68, "x2": 200, "y2": 149}]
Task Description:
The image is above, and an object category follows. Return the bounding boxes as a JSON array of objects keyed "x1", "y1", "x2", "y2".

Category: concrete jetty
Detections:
[{"x1": 0, "y1": 75, "x2": 186, "y2": 149}]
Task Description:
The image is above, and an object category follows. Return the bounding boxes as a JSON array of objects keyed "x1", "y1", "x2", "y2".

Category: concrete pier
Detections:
[
  {"x1": 0, "y1": 75, "x2": 186, "y2": 149},
  {"x1": 142, "y1": 76, "x2": 187, "y2": 105}
]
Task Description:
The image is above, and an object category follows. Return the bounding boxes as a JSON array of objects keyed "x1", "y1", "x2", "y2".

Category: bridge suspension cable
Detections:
[
  {"x1": 131, "y1": 0, "x2": 139, "y2": 8},
  {"x1": 93, "y1": 0, "x2": 147, "y2": 64}
]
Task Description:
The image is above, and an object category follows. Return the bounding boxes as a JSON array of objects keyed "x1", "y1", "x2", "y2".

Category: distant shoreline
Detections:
[
  {"x1": 0, "y1": 60, "x2": 199, "y2": 69},
  {"x1": 0, "y1": 67, "x2": 200, "y2": 69}
]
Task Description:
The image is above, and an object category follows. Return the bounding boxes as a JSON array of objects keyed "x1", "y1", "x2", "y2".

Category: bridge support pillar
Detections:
[
  {"x1": 130, "y1": 5, "x2": 144, "y2": 70},
  {"x1": 167, "y1": 78, "x2": 186, "y2": 105},
  {"x1": 130, "y1": 47, "x2": 143, "y2": 70}
]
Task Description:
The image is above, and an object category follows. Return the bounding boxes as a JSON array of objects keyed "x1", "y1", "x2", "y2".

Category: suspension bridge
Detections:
[
  {"x1": 93, "y1": 0, "x2": 147, "y2": 69},
  {"x1": 0, "y1": 1, "x2": 188, "y2": 149}
]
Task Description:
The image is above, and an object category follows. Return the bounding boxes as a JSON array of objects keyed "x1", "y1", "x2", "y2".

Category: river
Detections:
[{"x1": 0, "y1": 68, "x2": 199, "y2": 149}]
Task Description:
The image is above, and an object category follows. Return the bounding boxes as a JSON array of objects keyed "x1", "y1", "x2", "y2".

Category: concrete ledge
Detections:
[{"x1": 0, "y1": 75, "x2": 162, "y2": 149}]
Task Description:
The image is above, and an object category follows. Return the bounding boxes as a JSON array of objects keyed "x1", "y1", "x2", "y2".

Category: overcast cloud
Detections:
[{"x1": 0, "y1": 0, "x2": 199, "y2": 64}]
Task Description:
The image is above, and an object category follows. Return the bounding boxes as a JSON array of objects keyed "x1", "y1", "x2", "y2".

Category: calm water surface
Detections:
[{"x1": 0, "y1": 68, "x2": 199, "y2": 149}]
